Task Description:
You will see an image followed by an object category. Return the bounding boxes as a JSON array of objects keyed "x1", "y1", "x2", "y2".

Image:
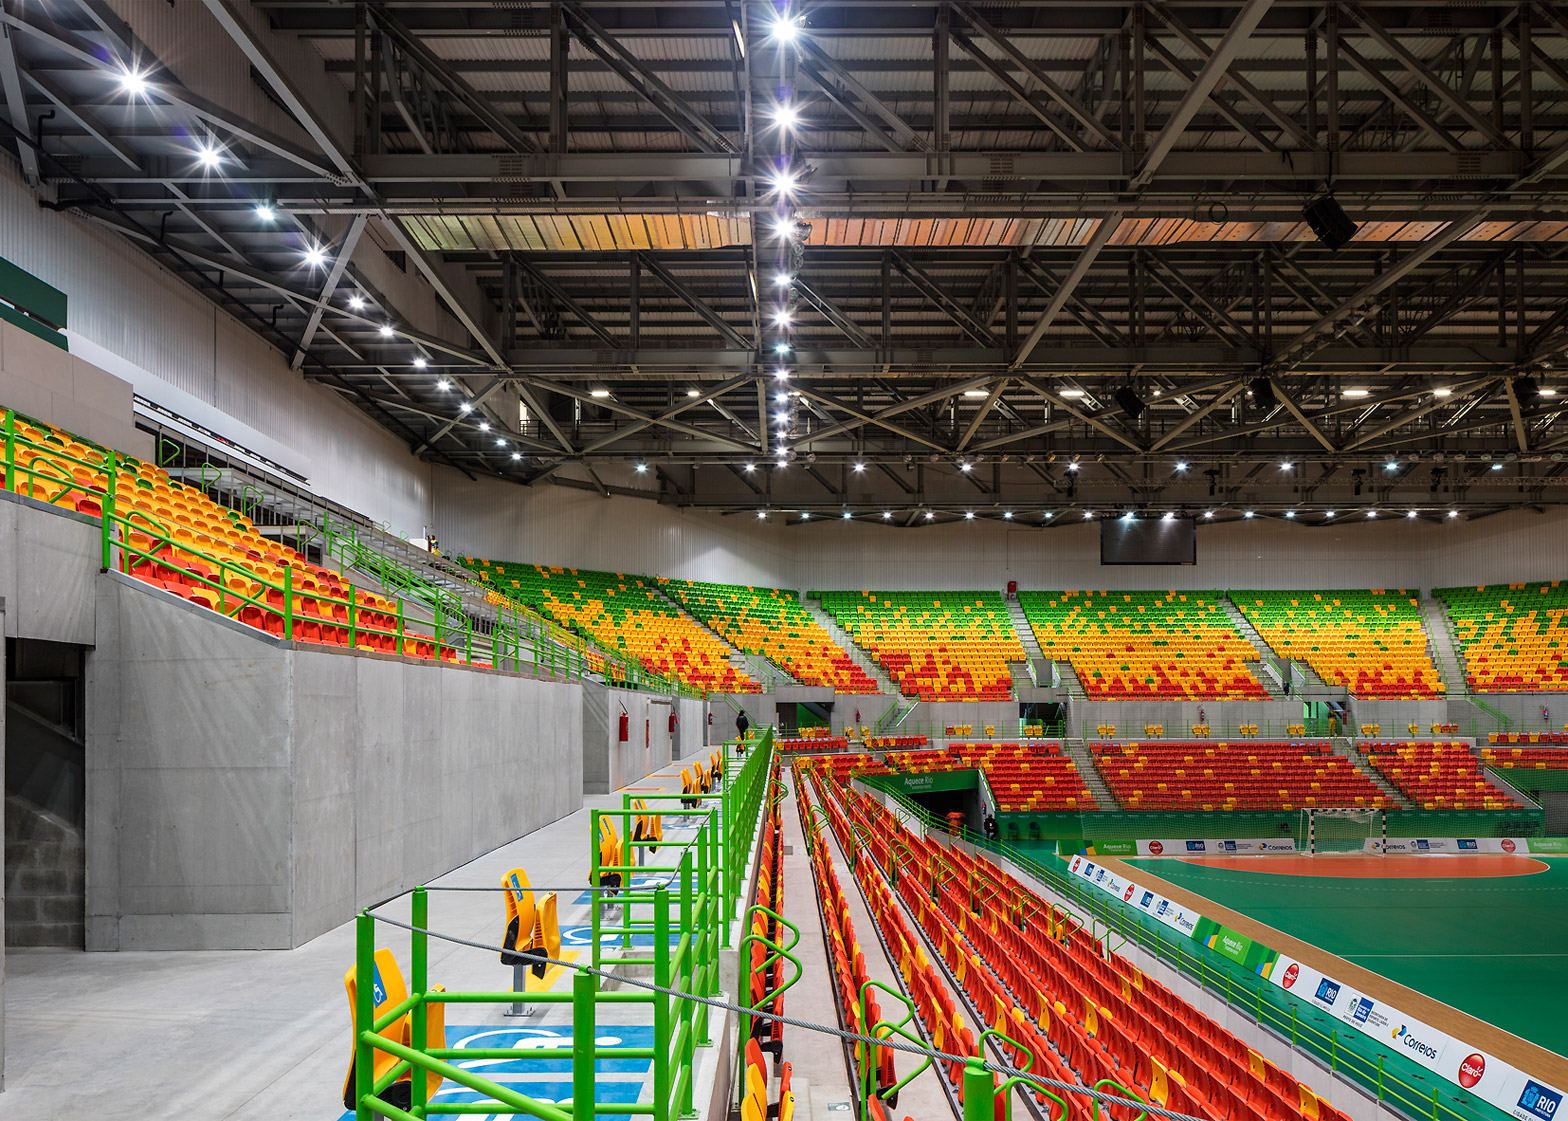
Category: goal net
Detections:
[{"x1": 1299, "y1": 808, "x2": 1386, "y2": 854}]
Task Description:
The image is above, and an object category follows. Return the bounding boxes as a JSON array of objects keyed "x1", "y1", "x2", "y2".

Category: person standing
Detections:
[{"x1": 736, "y1": 708, "x2": 750, "y2": 740}]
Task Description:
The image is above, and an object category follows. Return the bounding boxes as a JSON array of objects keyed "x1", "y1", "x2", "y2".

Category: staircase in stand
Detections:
[
  {"x1": 1422, "y1": 595, "x2": 1470, "y2": 696},
  {"x1": 1338, "y1": 738, "x2": 1415, "y2": 809},
  {"x1": 1219, "y1": 595, "x2": 1288, "y2": 697},
  {"x1": 648, "y1": 586, "x2": 786, "y2": 689},
  {"x1": 1065, "y1": 742, "x2": 1119, "y2": 810},
  {"x1": 1006, "y1": 598, "x2": 1044, "y2": 660},
  {"x1": 801, "y1": 594, "x2": 902, "y2": 696}
]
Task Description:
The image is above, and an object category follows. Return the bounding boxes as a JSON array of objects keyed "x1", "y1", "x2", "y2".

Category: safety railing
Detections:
[
  {"x1": 1, "y1": 405, "x2": 707, "y2": 693},
  {"x1": 1074, "y1": 718, "x2": 1518, "y2": 741},
  {"x1": 857, "y1": 777, "x2": 1516, "y2": 1121}
]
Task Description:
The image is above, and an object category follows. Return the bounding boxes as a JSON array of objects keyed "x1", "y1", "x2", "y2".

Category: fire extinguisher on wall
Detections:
[
  {"x1": 669, "y1": 711, "x2": 678, "y2": 734},
  {"x1": 618, "y1": 706, "x2": 630, "y2": 743}
]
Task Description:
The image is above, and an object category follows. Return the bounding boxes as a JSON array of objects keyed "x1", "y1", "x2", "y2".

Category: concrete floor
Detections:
[
  {"x1": 0, "y1": 755, "x2": 723, "y2": 1120},
  {"x1": 1, "y1": 750, "x2": 976, "y2": 1121}
]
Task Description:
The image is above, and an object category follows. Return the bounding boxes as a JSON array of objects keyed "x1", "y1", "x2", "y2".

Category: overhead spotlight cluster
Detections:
[{"x1": 767, "y1": 12, "x2": 812, "y2": 468}]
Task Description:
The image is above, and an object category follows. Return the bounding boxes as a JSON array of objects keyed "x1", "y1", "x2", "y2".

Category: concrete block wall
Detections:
[
  {"x1": 0, "y1": 319, "x2": 151, "y2": 461},
  {"x1": 1070, "y1": 698, "x2": 1304, "y2": 738},
  {"x1": 86, "y1": 572, "x2": 588, "y2": 950},
  {"x1": 3, "y1": 795, "x2": 84, "y2": 947}
]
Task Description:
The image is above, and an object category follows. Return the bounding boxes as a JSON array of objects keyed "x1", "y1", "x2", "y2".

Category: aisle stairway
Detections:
[
  {"x1": 1220, "y1": 596, "x2": 1287, "y2": 697},
  {"x1": 800, "y1": 595, "x2": 901, "y2": 695},
  {"x1": 1340, "y1": 740, "x2": 1415, "y2": 809},
  {"x1": 1006, "y1": 597, "x2": 1044, "y2": 659},
  {"x1": 1066, "y1": 742, "x2": 1119, "y2": 809},
  {"x1": 1422, "y1": 595, "x2": 1470, "y2": 696},
  {"x1": 650, "y1": 585, "x2": 796, "y2": 689}
]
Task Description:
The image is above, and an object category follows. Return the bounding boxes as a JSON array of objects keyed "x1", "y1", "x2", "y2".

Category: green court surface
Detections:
[{"x1": 1123, "y1": 856, "x2": 1568, "y2": 1059}]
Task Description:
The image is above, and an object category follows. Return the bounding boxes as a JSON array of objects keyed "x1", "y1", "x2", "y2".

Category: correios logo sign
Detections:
[{"x1": 1393, "y1": 1025, "x2": 1441, "y2": 1061}]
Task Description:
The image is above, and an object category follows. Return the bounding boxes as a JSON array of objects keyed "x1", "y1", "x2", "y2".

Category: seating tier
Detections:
[
  {"x1": 1019, "y1": 590, "x2": 1267, "y2": 700},
  {"x1": 658, "y1": 578, "x2": 877, "y2": 693},
  {"x1": 460, "y1": 558, "x2": 760, "y2": 693},
  {"x1": 812, "y1": 590, "x2": 1022, "y2": 700},
  {"x1": 1361, "y1": 741, "x2": 1520, "y2": 810},
  {"x1": 1232, "y1": 589, "x2": 1442, "y2": 698},
  {"x1": 1436, "y1": 581, "x2": 1568, "y2": 692},
  {"x1": 1093, "y1": 740, "x2": 1387, "y2": 811}
]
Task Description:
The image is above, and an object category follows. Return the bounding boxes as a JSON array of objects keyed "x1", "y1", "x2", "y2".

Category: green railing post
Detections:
[
  {"x1": 101, "y1": 451, "x2": 118, "y2": 571},
  {"x1": 397, "y1": 597, "x2": 406, "y2": 656},
  {"x1": 284, "y1": 564, "x2": 295, "y2": 642},
  {"x1": 349, "y1": 583, "x2": 358, "y2": 649},
  {"x1": 572, "y1": 967, "x2": 596, "y2": 1121},
  {"x1": 3, "y1": 407, "x2": 13, "y2": 494},
  {"x1": 654, "y1": 883, "x2": 672, "y2": 1121},
  {"x1": 1376, "y1": 1055, "x2": 1384, "y2": 1101},
  {"x1": 355, "y1": 911, "x2": 375, "y2": 1121},
  {"x1": 466, "y1": 617, "x2": 473, "y2": 665},
  {"x1": 962, "y1": 1059, "x2": 993, "y2": 1121},
  {"x1": 411, "y1": 886, "x2": 429, "y2": 1117},
  {"x1": 589, "y1": 810, "x2": 602, "y2": 970}
]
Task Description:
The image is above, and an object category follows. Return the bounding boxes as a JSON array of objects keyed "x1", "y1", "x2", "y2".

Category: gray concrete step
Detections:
[
  {"x1": 1006, "y1": 598, "x2": 1044, "y2": 659},
  {"x1": 1066, "y1": 741, "x2": 1120, "y2": 810},
  {"x1": 1422, "y1": 595, "x2": 1470, "y2": 696},
  {"x1": 646, "y1": 586, "x2": 776, "y2": 688},
  {"x1": 1337, "y1": 738, "x2": 1415, "y2": 809},
  {"x1": 801, "y1": 595, "x2": 902, "y2": 695},
  {"x1": 1221, "y1": 597, "x2": 1287, "y2": 698}
]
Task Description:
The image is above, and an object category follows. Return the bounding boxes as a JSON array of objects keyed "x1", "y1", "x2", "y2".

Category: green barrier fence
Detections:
[
  {"x1": 859, "y1": 779, "x2": 1520, "y2": 1121},
  {"x1": 350, "y1": 731, "x2": 776, "y2": 1121}
]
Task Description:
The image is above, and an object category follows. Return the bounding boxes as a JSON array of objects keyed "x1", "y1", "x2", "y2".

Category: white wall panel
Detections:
[
  {"x1": 0, "y1": 163, "x2": 432, "y2": 536},
  {"x1": 434, "y1": 469, "x2": 790, "y2": 585},
  {"x1": 436, "y1": 473, "x2": 1568, "y2": 597}
]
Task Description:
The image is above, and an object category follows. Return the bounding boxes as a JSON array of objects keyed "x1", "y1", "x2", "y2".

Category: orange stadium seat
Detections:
[
  {"x1": 1019, "y1": 590, "x2": 1267, "y2": 700},
  {"x1": 812, "y1": 590, "x2": 1023, "y2": 700}
]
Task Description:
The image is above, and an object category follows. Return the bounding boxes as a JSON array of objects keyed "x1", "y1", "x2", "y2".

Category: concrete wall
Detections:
[
  {"x1": 0, "y1": 320, "x2": 149, "y2": 461},
  {"x1": 1070, "y1": 698, "x2": 1305, "y2": 737},
  {"x1": 3, "y1": 795, "x2": 84, "y2": 948},
  {"x1": 87, "y1": 572, "x2": 585, "y2": 950},
  {"x1": 583, "y1": 685, "x2": 699, "y2": 795},
  {"x1": 0, "y1": 495, "x2": 98, "y2": 645},
  {"x1": 0, "y1": 597, "x2": 6, "y2": 1089}
]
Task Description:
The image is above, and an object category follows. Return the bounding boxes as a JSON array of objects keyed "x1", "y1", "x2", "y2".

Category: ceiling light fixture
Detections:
[
  {"x1": 348, "y1": 295, "x2": 365, "y2": 311},
  {"x1": 118, "y1": 67, "x2": 149, "y2": 97},
  {"x1": 436, "y1": 379, "x2": 450, "y2": 390},
  {"x1": 303, "y1": 245, "x2": 327, "y2": 269},
  {"x1": 378, "y1": 324, "x2": 394, "y2": 338},
  {"x1": 254, "y1": 204, "x2": 275, "y2": 222},
  {"x1": 413, "y1": 358, "x2": 427, "y2": 370}
]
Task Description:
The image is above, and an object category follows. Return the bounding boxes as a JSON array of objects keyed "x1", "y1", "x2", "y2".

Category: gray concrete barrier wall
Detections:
[{"x1": 86, "y1": 572, "x2": 586, "y2": 950}]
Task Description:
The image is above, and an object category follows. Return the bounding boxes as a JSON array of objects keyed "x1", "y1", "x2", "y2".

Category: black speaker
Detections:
[
  {"x1": 1250, "y1": 375, "x2": 1277, "y2": 410},
  {"x1": 1302, "y1": 195, "x2": 1358, "y2": 251},
  {"x1": 1515, "y1": 376, "x2": 1541, "y2": 405},
  {"x1": 1114, "y1": 386, "x2": 1146, "y2": 420}
]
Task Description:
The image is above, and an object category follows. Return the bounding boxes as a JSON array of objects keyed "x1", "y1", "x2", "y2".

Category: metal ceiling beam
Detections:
[
  {"x1": 796, "y1": 376, "x2": 997, "y2": 447},
  {"x1": 1504, "y1": 376, "x2": 1531, "y2": 453},
  {"x1": 1341, "y1": 378, "x2": 1501, "y2": 450},
  {"x1": 513, "y1": 256, "x2": 623, "y2": 348},
  {"x1": 374, "y1": 6, "x2": 541, "y2": 155},
  {"x1": 291, "y1": 214, "x2": 367, "y2": 369},
  {"x1": 1147, "y1": 3, "x2": 1318, "y2": 150},
  {"x1": 1272, "y1": 384, "x2": 1337, "y2": 452},
  {"x1": 795, "y1": 38, "x2": 927, "y2": 152},
  {"x1": 564, "y1": 2, "x2": 736, "y2": 154},
  {"x1": 197, "y1": 0, "x2": 361, "y2": 183},
  {"x1": 1147, "y1": 383, "x2": 1244, "y2": 450},
  {"x1": 1130, "y1": 0, "x2": 1275, "y2": 189},
  {"x1": 0, "y1": 18, "x2": 38, "y2": 185},
  {"x1": 947, "y1": 29, "x2": 1087, "y2": 152},
  {"x1": 792, "y1": 387, "x2": 952, "y2": 454},
  {"x1": 792, "y1": 278, "x2": 876, "y2": 349},
  {"x1": 957, "y1": 379, "x2": 1008, "y2": 451},
  {"x1": 22, "y1": 67, "x2": 143, "y2": 171},
  {"x1": 1017, "y1": 375, "x2": 1144, "y2": 452},
  {"x1": 890, "y1": 252, "x2": 998, "y2": 346},
  {"x1": 638, "y1": 254, "x2": 753, "y2": 351},
  {"x1": 1336, "y1": 39, "x2": 1462, "y2": 152},
  {"x1": 1011, "y1": 212, "x2": 1122, "y2": 368},
  {"x1": 952, "y1": 2, "x2": 1121, "y2": 150},
  {"x1": 574, "y1": 375, "x2": 753, "y2": 454},
  {"x1": 1343, "y1": 2, "x2": 1509, "y2": 149},
  {"x1": 528, "y1": 376, "x2": 757, "y2": 452}
]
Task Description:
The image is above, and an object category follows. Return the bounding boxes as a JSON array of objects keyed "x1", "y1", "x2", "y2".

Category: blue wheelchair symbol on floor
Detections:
[
  {"x1": 572, "y1": 874, "x2": 700, "y2": 906},
  {"x1": 560, "y1": 925, "x2": 684, "y2": 948},
  {"x1": 335, "y1": 1025, "x2": 654, "y2": 1121}
]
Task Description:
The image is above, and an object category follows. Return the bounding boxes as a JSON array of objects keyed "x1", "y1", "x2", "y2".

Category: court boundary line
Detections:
[{"x1": 1096, "y1": 855, "x2": 1568, "y2": 1087}]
